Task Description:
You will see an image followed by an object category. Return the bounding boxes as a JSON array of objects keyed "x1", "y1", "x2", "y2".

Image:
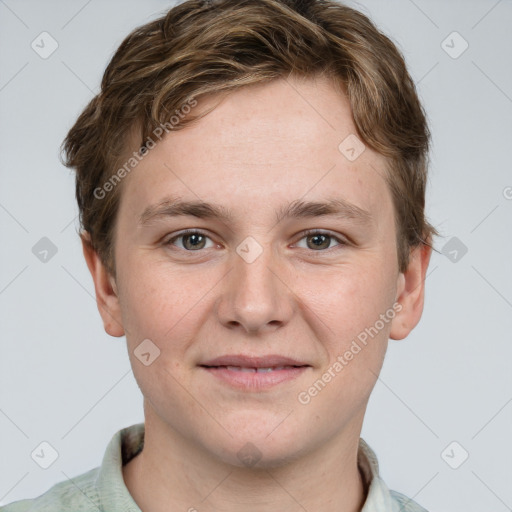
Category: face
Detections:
[{"x1": 85, "y1": 74, "x2": 430, "y2": 468}]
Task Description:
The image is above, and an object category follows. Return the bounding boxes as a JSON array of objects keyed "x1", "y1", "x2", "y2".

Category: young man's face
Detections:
[{"x1": 86, "y1": 74, "x2": 430, "y2": 468}]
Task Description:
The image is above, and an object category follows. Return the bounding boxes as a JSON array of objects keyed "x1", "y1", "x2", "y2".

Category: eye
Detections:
[
  {"x1": 164, "y1": 229, "x2": 347, "y2": 253},
  {"x1": 164, "y1": 230, "x2": 215, "y2": 251},
  {"x1": 295, "y1": 230, "x2": 346, "y2": 251}
]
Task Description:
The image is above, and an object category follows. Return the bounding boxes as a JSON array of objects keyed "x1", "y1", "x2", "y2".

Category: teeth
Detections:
[
  {"x1": 223, "y1": 365, "x2": 294, "y2": 372},
  {"x1": 226, "y1": 366, "x2": 256, "y2": 372}
]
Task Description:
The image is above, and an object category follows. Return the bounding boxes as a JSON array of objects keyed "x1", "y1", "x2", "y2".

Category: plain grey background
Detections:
[{"x1": 1, "y1": 1, "x2": 511, "y2": 511}]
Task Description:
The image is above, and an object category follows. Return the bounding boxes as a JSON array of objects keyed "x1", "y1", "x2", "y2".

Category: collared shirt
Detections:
[{"x1": 1, "y1": 423, "x2": 429, "y2": 512}]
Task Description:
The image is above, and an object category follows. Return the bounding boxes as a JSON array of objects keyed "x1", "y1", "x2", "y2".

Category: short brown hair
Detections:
[{"x1": 61, "y1": 0, "x2": 438, "y2": 277}]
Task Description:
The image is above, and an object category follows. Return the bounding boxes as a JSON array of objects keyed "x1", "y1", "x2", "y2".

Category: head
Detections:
[{"x1": 61, "y1": 0, "x2": 437, "y2": 467}]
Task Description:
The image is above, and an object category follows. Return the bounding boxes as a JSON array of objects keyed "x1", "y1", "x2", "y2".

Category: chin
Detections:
[
  {"x1": 213, "y1": 440, "x2": 308, "y2": 470},
  {"x1": 203, "y1": 418, "x2": 312, "y2": 470}
]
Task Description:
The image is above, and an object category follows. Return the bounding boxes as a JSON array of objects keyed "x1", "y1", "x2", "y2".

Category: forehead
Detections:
[{"x1": 117, "y1": 74, "x2": 392, "y2": 227}]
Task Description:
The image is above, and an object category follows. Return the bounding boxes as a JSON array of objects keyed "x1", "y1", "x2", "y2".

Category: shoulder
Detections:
[
  {"x1": 0, "y1": 467, "x2": 101, "y2": 512},
  {"x1": 357, "y1": 438, "x2": 430, "y2": 512},
  {"x1": 389, "y1": 489, "x2": 429, "y2": 512}
]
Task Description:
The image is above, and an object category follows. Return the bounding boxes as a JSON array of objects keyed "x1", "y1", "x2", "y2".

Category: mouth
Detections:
[
  {"x1": 204, "y1": 365, "x2": 305, "y2": 373},
  {"x1": 200, "y1": 354, "x2": 310, "y2": 368},
  {"x1": 199, "y1": 355, "x2": 311, "y2": 390}
]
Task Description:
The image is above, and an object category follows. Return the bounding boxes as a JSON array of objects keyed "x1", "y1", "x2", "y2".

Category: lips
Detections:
[
  {"x1": 199, "y1": 354, "x2": 311, "y2": 390},
  {"x1": 199, "y1": 354, "x2": 310, "y2": 369},
  {"x1": 222, "y1": 365, "x2": 298, "y2": 373}
]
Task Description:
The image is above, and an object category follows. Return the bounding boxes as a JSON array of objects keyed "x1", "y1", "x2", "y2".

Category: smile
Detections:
[
  {"x1": 201, "y1": 365, "x2": 309, "y2": 389},
  {"x1": 218, "y1": 365, "x2": 301, "y2": 373}
]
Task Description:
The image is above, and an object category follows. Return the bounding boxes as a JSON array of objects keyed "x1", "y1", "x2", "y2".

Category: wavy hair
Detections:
[{"x1": 61, "y1": 0, "x2": 438, "y2": 277}]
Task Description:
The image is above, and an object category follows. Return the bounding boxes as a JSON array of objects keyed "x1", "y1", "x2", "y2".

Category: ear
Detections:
[
  {"x1": 390, "y1": 242, "x2": 432, "y2": 340},
  {"x1": 81, "y1": 232, "x2": 125, "y2": 337}
]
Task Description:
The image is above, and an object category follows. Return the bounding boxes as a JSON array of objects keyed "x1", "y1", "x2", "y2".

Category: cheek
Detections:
[
  {"x1": 118, "y1": 266, "x2": 201, "y2": 403},
  {"x1": 117, "y1": 260, "x2": 199, "y2": 346},
  {"x1": 292, "y1": 260, "x2": 395, "y2": 406},
  {"x1": 295, "y1": 262, "x2": 396, "y2": 345},
  {"x1": 294, "y1": 268, "x2": 392, "y2": 426}
]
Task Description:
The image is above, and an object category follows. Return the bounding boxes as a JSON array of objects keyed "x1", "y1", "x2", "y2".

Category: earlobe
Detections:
[
  {"x1": 81, "y1": 232, "x2": 125, "y2": 338},
  {"x1": 390, "y1": 243, "x2": 432, "y2": 341}
]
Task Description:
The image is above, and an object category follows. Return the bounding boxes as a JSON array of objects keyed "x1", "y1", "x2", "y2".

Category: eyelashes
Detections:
[
  {"x1": 165, "y1": 230, "x2": 215, "y2": 251},
  {"x1": 164, "y1": 229, "x2": 348, "y2": 254}
]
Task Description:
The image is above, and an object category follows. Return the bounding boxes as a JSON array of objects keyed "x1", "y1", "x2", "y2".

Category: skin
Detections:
[{"x1": 83, "y1": 74, "x2": 432, "y2": 512}]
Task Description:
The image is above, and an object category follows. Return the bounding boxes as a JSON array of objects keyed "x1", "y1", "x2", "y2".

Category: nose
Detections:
[{"x1": 215, "y1": 243, "x2": 294, "y2": 334}]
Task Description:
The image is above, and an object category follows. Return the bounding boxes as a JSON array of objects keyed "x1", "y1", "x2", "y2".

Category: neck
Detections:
[{"x1": 123, "y1": 412, "x2": 367, "y2": 512}]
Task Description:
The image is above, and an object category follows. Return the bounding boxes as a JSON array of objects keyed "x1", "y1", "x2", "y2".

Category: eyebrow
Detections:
[{"x1": 139, "y1": 195, "x2": 373, "y2": 227}]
